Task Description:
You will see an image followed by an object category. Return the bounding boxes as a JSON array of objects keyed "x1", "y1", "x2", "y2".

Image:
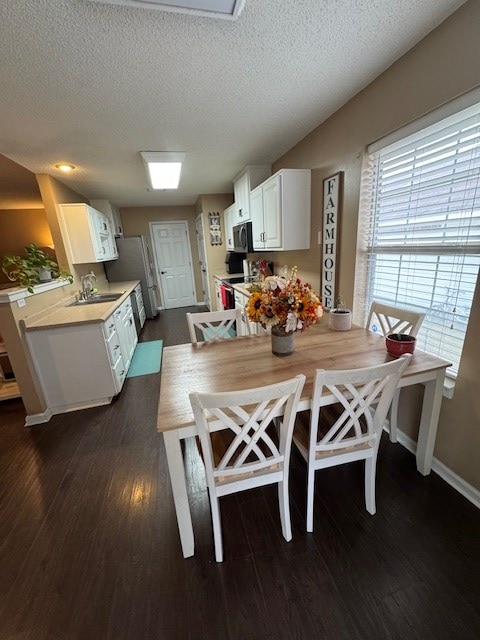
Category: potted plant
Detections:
[
  {"x1": 2, "y1": 244, "x2": 73, "y2": 293},
  {"x1": 328, "y1": 295, "x2": 352, "y2": 331},
  {"x1": 246, "y1": 266, "x2": 323, "y2": 356}
]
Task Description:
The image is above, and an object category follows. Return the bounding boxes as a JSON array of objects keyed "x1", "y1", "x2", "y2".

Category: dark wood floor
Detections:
[{"x1": 1, "y1": 307, "x2": 479, "y2": 639}]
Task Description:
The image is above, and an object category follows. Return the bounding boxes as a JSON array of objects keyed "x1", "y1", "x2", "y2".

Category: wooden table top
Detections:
[{"x1": 156, "y1": 322, "x2": 451, "y2": 433}]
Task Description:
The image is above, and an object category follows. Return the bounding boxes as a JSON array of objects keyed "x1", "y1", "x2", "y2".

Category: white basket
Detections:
[{"x1": 328, "y1": 309, "x2": 352, "y2": 331}]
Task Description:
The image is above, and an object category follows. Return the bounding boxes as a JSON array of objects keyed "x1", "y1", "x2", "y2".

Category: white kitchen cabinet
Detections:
[
  {"x1": 231, "y1": 165, "x2": 271, "y2": 226},
  {"x1": 90, "y1": 198, "x2": 124, "y2": 237},
  {"x1": 250, "y1": 169, "x2": 311, "y2": 251},
  {"x1": 59, "y1": 203, "x2": 118, "y2": 263},
  {"x1": 223, "y1": 203, "x2": 236, "y2": 250},
  {"x1": 25, "y1": 315, "x2": 127, "y2": 412},
  {"x1": 113, "y1": 297, "x2": 137, "y2": 370},
  {"x1": 24, "y1": 291, "x2": 140, "y2": 415},
  {"x1": 233, "y1": 286, "x2": 268, "y2": 335},
  {"x1": 234, "y1": 288, "x2": 251, "y2": 335}
]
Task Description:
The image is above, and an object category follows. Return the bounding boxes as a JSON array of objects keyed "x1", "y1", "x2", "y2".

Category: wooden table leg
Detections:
[
  {"x1": 163, "y1": 429, "x2": 195, "y2": 558},
  {"x1": 416, "y1": 369, "x2": 446, "y2": 476}
]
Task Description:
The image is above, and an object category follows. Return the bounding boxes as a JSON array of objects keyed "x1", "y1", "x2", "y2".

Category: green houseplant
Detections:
[{"x1": 2, "y1": 244, "x2": 73, "y2": 293}]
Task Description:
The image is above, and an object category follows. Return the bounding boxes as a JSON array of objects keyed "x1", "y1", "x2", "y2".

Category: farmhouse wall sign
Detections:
[{"x1": 321, "y1": 171, "x2": 343, "y2": 310}]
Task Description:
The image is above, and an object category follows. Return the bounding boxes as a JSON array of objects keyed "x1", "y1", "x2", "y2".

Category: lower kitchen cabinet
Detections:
[
  {"x1": 234, "y1": 288, "x2": 251, "y2": 335},
  {"x1": 113, "y1": 297, "x2": 137, "y2": 370},
  {"x1": 25, "y1": 306, "x2": 138, "y2": 414}
]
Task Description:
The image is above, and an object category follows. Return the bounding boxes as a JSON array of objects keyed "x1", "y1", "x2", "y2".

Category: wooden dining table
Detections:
[{"x1": 157, "y1": 322, "x2": 451, "y2": 558}]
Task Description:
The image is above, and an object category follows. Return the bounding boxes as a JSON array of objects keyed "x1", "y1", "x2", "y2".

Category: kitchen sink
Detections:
[{"x1": 66, "y1": 292, "x2": 125, "y2": 306}]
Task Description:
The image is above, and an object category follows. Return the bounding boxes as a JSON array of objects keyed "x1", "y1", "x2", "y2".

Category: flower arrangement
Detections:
[{"x1": 246, "y1": 266, "x2": 323, "y2": 333}]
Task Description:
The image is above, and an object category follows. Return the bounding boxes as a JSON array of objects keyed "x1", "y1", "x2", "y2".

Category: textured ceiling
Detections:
[{"x1": 0, "y1": 0, "x2": 467, "y2": 209}]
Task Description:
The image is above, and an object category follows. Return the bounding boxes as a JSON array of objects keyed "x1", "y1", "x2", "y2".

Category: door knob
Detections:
[{"x1": 160, "y1": 271, "x2": 167, "y2": 274}]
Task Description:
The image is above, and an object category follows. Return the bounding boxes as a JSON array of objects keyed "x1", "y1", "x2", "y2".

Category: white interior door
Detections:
[
  {"x1": 195, "y1": 215, "x2": 211, "y2": 309},
  {"x1": 150, "y1": 221, "x2": 196, "y2": 309}
]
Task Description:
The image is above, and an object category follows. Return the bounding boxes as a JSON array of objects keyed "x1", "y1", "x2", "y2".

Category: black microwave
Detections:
[{"x1": 232, "y1": 221, "x2": 253, "y2": 253}]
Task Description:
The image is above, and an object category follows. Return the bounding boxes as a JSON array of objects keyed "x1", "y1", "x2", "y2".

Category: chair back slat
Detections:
[
  {"x1": 311, "y1": 356, "x2": 411, "y2": 454},
  {"x1": 193, "y1": 379, "x2": 304, "y2": 480},
  {"x1": 366, "y1": 301, "x2": 425, "y2": 338},
  {"x1": 186, "y1": 309, "x2": 248, "y2": 344}
]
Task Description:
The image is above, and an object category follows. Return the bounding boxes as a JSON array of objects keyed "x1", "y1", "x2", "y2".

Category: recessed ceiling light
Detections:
[
  {"x1": 140, "y1": 152, "x2": 186, "y2": 190},
  {"x1": 55, "y1": 163, "x2": 76, "y2": 173}
]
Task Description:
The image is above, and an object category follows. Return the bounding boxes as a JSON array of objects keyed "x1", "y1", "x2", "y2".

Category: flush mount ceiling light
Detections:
[
  {"x1": 140, "y1": 151, "x2": 186, "y2": 190},
  {"x1": 88, "y1": 0, "x2": 246, "y2": 20},
  {"x1": 55, "y1": 163, "x2": 76, "y2": 173}
]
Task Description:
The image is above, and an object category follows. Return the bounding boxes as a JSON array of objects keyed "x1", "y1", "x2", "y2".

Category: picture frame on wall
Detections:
[{"x1": 321, "y1": 171, "x2": 343, "y2": 310}]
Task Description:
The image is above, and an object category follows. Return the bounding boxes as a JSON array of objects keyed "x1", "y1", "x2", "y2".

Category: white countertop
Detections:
[
  {"x1": 21, "y1": 281, "x2": 140, "y2": 331},
  {"x1": 213, "y1": 271, "x2": 244, "y2": 281}
]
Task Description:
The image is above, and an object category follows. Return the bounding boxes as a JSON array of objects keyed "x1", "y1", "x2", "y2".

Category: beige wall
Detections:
[
  {"x1": 36, "y1": 174, "x2": 108, "y2": 287},
  {"x1": 0, "y1": 175, "x2": 95, "y2": 417},
  {"x1": 120, "y1": 197, "x2": 234, "y2": 308},
  {"x1": 119, "y1": 204, "x2": 200, "y2": 306},
  {"x1": 270, "y1": 0, "x2": 480, "y2": 490},
  {"x1": 0, "y1": 208, "x2": 54, "y2": 284},
  {"x1": 196, "y1": 194, "x2": 234, "y2": 309}
]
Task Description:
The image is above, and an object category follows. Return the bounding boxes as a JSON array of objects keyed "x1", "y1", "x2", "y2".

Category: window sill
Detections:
[
  {"x1": 443, "y1": 375, "x2": 456, "y2": 400},
  {"x1": 0, "y1": 278, "x2": 71, "y2": 304}
]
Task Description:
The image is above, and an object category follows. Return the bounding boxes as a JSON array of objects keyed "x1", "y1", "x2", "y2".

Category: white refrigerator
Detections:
[{"x1": 104, "y1": 236, "x2": 158, "y2": 318}]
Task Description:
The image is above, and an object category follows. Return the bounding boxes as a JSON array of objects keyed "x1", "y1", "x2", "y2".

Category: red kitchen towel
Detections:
[{"x1": 220, "y1": 285, "x2": 228, "y2": 308}]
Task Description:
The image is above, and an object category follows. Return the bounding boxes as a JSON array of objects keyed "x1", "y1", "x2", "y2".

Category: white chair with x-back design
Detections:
[
  {"x1": 293, "y1": 356, "x2": 410, "y2": 532},
  {"x1": 190, "y1": 374, "x2": 305, "y2": 562},
  {"x1": 366, "y1": 301, "x2": 425, "y2": 442}
]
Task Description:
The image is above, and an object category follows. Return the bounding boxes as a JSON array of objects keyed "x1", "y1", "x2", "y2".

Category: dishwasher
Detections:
[{"x1": 129, "y1": 291, "x2": 141, "y2": 336}]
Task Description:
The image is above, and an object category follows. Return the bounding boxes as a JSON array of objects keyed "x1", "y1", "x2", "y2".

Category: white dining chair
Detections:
[
  {"x1": 293, "y1": 355, "x2": 410, "y2": 532},
  {"x1": 186, "y1": 309, "x2": 248, "y2": 344},
  {"x1": 190, "y1": 374, "x2": 306, "y2": 562},
  {"x1": 366, "y1": 301, "x2": 425, "y2": 442}
]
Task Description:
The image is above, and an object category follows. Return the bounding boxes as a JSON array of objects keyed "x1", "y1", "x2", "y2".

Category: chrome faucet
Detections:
[{"x1": 80, "y1": 271, "x2": 97, "y2": 300}]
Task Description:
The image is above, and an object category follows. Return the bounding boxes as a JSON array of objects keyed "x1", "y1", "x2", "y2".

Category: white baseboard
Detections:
[
  {"x1": 25, "y1": 408, "x2": 53, "y2": 426},
  {"x1": 385, "y1": 424, "x2": 480, "y2": 510}
]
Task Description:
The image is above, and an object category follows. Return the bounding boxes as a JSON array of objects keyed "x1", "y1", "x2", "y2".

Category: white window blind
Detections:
[{"x1": 356, "y1": 102, "x2": 480, "y2": 376}]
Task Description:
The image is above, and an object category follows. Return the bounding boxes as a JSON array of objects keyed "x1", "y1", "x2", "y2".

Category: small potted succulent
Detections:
[
  {"x1": 2, "y1": 244, "x2": 73, "y2": 293},
  {"x1": 328, "y1": 295, "x2": 352, "y2": 331}
]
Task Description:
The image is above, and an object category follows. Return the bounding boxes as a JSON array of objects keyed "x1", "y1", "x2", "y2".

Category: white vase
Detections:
[
  {"x1": 36, "y1": 267, "x2": 52, "y2": 282},
  {"x1": 328, "y1": 309, "x2": 352, "y2": 331}
]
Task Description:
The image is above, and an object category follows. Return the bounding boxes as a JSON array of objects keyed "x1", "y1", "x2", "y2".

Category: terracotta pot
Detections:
[{"x1": 386, "y1": 333, "x2": 416, "y2": 357}]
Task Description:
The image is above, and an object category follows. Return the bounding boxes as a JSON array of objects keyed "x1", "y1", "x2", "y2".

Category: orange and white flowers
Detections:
[{"x1": 246, "y1": 267, "x2": 323, "y2": 333}]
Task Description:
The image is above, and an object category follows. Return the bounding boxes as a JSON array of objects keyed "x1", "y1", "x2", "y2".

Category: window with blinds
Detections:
[{"x1": 356, "y1": 101, "x2": 480, "y2": 377}]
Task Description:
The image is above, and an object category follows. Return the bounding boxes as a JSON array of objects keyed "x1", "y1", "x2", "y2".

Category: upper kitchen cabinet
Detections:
[
  {"x1": 251, "y1": 169, "x2": 311, "y2": 251},
  {"x1": 59, "y1": 203, "x2": 118, "y2": 264},
  {"x1": 231, "y1": 165, "x2": 271, "y2": 225},
  {"x1": 90, "y1": 199, "x2": 124, "y2": 237},
  {"x1": 224, "y1": 203, "x2": 236, "y2": 250}
]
